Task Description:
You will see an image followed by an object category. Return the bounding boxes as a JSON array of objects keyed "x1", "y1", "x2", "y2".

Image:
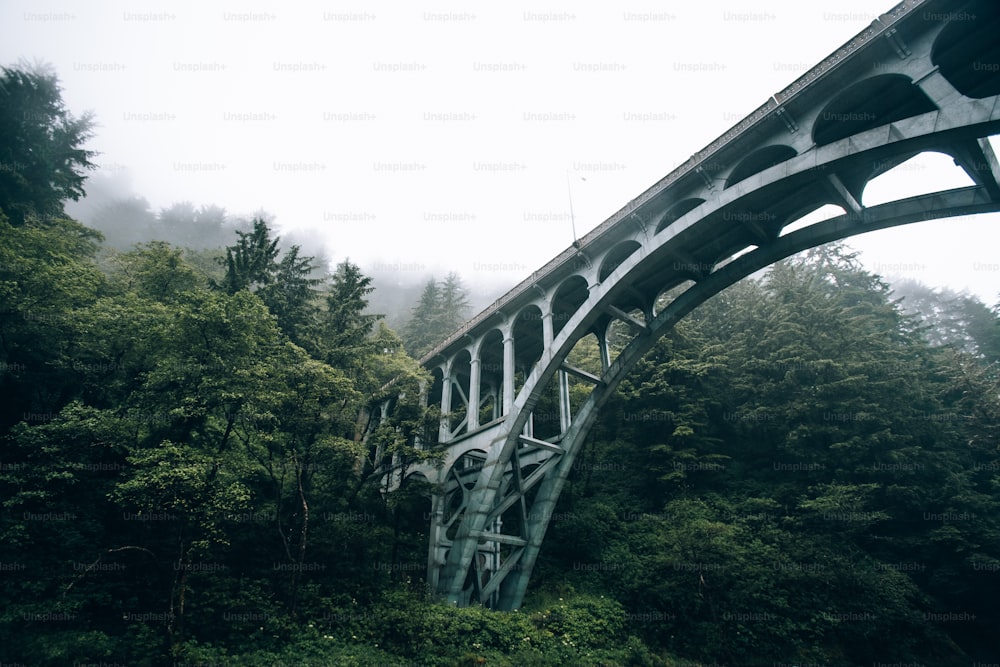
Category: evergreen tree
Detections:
[
  {"x1": 400, "y1": 273, "x2": 471, "y2": 358},
  {"x1": 88, "y1": 195, "x2": 158, "y2": 248},
  {"x1": 321, "y1": 260, "x2": 383, "y2": 375},
  {"x1": 440, "y1": 271, "x2": 472, "y2": 323},
  {"x1": 0, "y1": 62, "x2": 96, "y2": 226},
  {"x1": 258, "y1": 244, "x2": 321, "y2": 346},
  {"x1": 217, "y1": 218, "x2": 322, "y2": 350},
  {"x1": 893, "y1": 279, "x2": 1000, "y2": 362},
  {"x1": 219, "y1": 217, "x2": 280, "y2": 294},
  {"x1": 400, "y1": 278, "x2": 443, "y2": 358}
]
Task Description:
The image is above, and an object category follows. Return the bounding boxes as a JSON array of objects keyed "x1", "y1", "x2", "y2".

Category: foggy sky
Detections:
[{"x1": 2, "y1": 0, "x2": 998, "y2": 304}]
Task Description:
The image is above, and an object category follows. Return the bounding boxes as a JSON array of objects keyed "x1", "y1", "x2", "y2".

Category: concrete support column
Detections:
[
  {"x1": 542, "y1": 311, "x2": 554, "y2": 349},
  {"x1": 439, "y1": 360, "x2": 453, "y2": 443},
  {"x1": 502, "y1": 335, "x2": 515, "y2": 416},
  {"x1": 488, "y1": 516, "x2": 502, "y2": 608},
  {"x1": 489, "y1": 383, "x2": 501, "y2": 421},
  {"x1": 468, "y1": 357, "x2": 481, "y2": 430},
  {"x1": 426, "y1": 493, "x2": 445, "y2": 592},
  {"x1": 597, "y1": 329, "x2": 611, "y2": 374},
  {"x1": 558, "y1": 370, "x2": 572, "y2": 434},
  {"x1": 913, "y1": 67, "x2": 962, "y2": 109}
]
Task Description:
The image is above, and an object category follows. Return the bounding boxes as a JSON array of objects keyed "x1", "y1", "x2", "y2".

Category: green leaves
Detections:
[
  {"x1": 538, "y1": 242, "x2": 1000, "y2": 663},
  {"x1": 106, "y1": 241, "x2": 201, "y2": 302},
  {"x1": 0, "y1": 214, "x2": 105, "y2": 431}
]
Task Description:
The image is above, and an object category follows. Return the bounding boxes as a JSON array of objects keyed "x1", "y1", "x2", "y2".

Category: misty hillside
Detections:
[{"x1": 67, "y1": 169, "x2": 514, "y2": 334}]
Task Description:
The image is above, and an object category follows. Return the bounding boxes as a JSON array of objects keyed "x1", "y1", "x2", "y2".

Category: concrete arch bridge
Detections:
[{"x1": 368, "y1": 0, "x2": 1000, "y2": 611}]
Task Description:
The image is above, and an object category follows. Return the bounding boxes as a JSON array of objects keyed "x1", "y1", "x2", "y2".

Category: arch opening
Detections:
[
  {"x1": 605, "y1": 307, "x2": 647, "y2": 361},
  {"x1": 715, "y1": 245, "x2": 759, "y2": 271},
  {"x1": 477, "y1": 330, "x2": 505, "y2": 427},
  {"x1": 598, "y1": 241, "x2": 642, "y2": 283},
  {"x1": 565, "y1": 332, "x2": 605, "y2": 422},
  {"x1": 725, "y1": 145, "x2": 797, "y2": 189},
  {"x1": 531, "y1": 332, "x2": 605, "y2": 442},
  {"x1": 655, "y1": 198, "x2": 705, "y2": 234},
  {"x1": 443, "y1": 449, "x2": 488, "y2": 541},
  {"x1": 447, "y1": 350, "x2": 472, "y2": 437},
  {"x1": 653, "y1": 280, "x2": 698, "y2": 318},
  {"x1": 551, "y1": 275, "x2": 590, "y2": 337},
  {"x1": 812, "y1": 75, "x2": 937, "y2": 147},
  {"x1": 512, "y1": 306, "x2": 544, "y2": 402},
  {"x1": 861, "y1": 151, "x2": 976, "y2": 207},
  {"x1": 779, "y1": 204, "x2": 848, "y2": 238}
]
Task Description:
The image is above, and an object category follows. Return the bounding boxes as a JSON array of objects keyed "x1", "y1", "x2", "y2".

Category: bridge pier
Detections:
[
  {"x1": 502, "y1": 333, "x2": 514, "y2": 416},
  {"x1": 467, "y1": 357, "x2": 481, "y2": 431}
]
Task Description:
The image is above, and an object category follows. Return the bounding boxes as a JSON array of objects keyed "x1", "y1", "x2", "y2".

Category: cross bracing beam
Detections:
[
  {"x1": 517, "y1": 434, "x2": 564, "y2": 453},
  {"x1": 558, "y1": 363, "x2": 602, "y2": 385},
  {"x1": 605, "y1": 305, "x2": 649, "y2": 335}
]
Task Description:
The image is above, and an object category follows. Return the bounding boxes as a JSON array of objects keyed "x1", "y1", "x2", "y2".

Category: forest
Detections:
[{"x1": 2, "y1": 63, "x2": 1000, "y2": 666}]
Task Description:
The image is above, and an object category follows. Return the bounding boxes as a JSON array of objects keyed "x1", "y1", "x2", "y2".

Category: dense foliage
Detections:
[
  {"x1": 3, "y1": 63, "x2": 999, "y2": 665},
  {"x1": 536, "y1": 246, "x2": 1000, "y2": 665}
]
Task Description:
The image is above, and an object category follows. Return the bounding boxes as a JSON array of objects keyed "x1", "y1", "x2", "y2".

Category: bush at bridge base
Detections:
[
  {"x1": 342, "y1": 584, "x2": 669, "y2": 666},
  {"x1": 170, "y1": 585, "x2": 680, "y2": 666}
]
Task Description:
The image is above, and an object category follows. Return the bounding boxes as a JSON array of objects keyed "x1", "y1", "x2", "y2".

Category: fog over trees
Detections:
[{"x1": 3, "y1": 61, "x2": 1000, "y2": 666}]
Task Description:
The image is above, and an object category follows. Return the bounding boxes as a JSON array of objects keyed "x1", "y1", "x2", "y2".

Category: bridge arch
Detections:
[
  {"x1": 381, "y1": 0, "x2": 1000, "y2": 613},
  {"x1": 488, "y1": 188, "x2": 1000, "y2": 610},
  {"x1": 438, "y1": 121, "x2": 1000, "y2": 611}
]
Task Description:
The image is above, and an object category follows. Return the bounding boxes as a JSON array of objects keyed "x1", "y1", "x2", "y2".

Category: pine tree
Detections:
[
  {"x1": 217, "y1": 218, "x2": 323, "y2": 349},
  {"x1": 440, "y1": 272, "x2": 472, "y2": 325},
  {"x1": 219, "y1": 217, "x2": 280, "y2": 294},
  {"x1": 400, "y1": 273, "x2": 471, "y2": 358},
  {"x1": 322, "y1": 260, "x2": 382, "y2": 371},
  {"x1": 400, "y1": 278, "x2": 443, "y2": 358}
]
